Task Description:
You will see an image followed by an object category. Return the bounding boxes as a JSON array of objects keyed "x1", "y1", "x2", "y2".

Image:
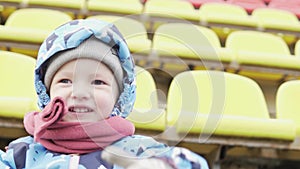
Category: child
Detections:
[{"x1": 0, "y1": 19, "x2": 209, "y2": 169}]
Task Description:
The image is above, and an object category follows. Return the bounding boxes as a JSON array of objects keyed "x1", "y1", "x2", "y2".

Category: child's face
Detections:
[{"x1": 49, "y1": 58, "x2": 119, "y2": 122}]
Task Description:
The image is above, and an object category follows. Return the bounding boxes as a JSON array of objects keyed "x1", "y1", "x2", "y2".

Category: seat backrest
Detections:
[
  {"x1": 268, "y1": 0, "x2": 300, "y2": 18},
  {"x1": 183, "y1": 0, "x2": 224, "y2": 9},
  {"x1": 226, "y1": 0, "x2": 266, "y2": 13},
  {"x1": 152, "y1": 23, "x2": 221, "y2": 57},
  {"x1": 127, "y1": 66, "x2": 166, "y2": 130},
  {"x1": 199, "y1": 2, "x2": 249, "y2": 17},
  {"x1": 86, "y1": 15, "x2": 151, "y2": 54},
  {"x1": 0, "y1": 51, "x2": 38, "y2": 117},
  {"x1": 294, "y1": 39, "x2": 300, "y2": 56},
  {"x1": 252, "y1": 8, "x2": 299, "y2": 24},
  {"x1": 87, "y1": 0, "x2": 143, "y2": 14},
  {"x1": 0, "y1": 51, "x2": 36, "y2": 98},
  {"x1": 87, "y1": 15, "x2": 148, "y2": 42},
  {"x1": 167, "y1": 70, "x2": 270, "y2": 126},
  {"x1": 133, "y1": 66, "x2": 159, "y2": 110},
  {"x1": 268, "y1": 0, "x2": 300, "y2": 8},
  {"x1": 144, "y1": 0, "x2": 199, "y2": 20},
  {"x1": 276, "y1": 80, "x2": 300, "y2": 122},
  {"x1": 225, "y1": 30, "x2": 290, "y2": 55},
  {"x1": 5, "y1": 8, "x2": 73, "y2": 31},
  {"x1": 27, "y1": 0, "x2": 86, "y2": 9}
]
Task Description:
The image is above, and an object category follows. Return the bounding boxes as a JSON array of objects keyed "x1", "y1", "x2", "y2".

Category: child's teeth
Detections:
[{"x1": 74, "y1": 108, "x2": 88, "y2": 112}]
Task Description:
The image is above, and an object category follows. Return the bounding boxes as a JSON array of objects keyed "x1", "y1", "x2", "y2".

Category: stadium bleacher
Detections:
[
  {"x1": 1, "y1": 0, "x2": 300, "y2": 168},
  {"x1": 0, "y1": 8, "x2": 73, "y2": 57}
]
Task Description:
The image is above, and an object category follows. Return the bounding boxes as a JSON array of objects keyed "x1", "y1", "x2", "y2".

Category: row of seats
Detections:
[
  {"x1": 0, "y1": 8, "x2": 299, "y2": 82},
  {"x1": 180, "y1": 0, "x2": 300, "y2": 18},
  {"x1": 0, "y1": 50, "x2": 298, "y2": 142},
  {"x1": 1, "y1": 0, "x2": 299, "y2": 18},
  {"x1": 143, "y1": 1, "x2": 300, "y2": 46},
  {"x1": 2, "y1": 3, "x2": 300, "y2": 46},
  {"x1": 134, "y1": 63, "x2": 299, "y2": 141},
  {"x1": 1, "y1": 1, "x2": 300, "y2": 45}
]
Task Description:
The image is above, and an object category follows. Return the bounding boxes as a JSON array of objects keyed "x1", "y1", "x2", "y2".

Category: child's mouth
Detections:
[{"x1": 69, "y1": 107, "x2": 93, "y2": 113}]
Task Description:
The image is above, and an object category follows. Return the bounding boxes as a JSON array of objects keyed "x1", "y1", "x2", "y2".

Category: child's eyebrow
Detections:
[{"x1": 57, "y1": 71, "x2": 74, "y2": 77}]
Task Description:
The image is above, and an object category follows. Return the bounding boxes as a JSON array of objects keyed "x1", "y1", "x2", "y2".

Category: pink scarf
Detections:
[{"x1": 24, "y1": 97, "x2": 135, "y2": 154}]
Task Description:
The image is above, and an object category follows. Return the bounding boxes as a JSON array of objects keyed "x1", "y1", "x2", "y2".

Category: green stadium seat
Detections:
[
  {"x1": 276, "y1": 80, "x2": 300, "y2": 136},
  {"x1": 0, "y1": 50, "x2": 39, "y2": 119},
  {"x1": 0, "y1": 8, "x2": 72, "y2": 57},
  {"x1": 151, "y1": 23, "x2": 233, "y2": 71},
  {"x1": 225, "y1": 30, "x2": 300, "y2": 80},
  {"x1": 127, "y1": 66, "x2": 166, "y2": 131},
  {"x1": 166, "y1": 70, "x2": 296, "y2": 140}
]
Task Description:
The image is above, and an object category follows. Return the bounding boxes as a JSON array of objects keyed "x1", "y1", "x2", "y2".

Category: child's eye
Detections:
[
  {"x1": 92, "y1": 80, "x2": 105, "y2": 85},
  {"x1": 59, "y1": 79, "x2": 72, "y2": 84}
]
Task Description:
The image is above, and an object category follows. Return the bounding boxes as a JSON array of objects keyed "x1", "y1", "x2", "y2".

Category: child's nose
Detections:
[{"x1": 71, "y1": 86, "x2": 90, "y2": 100}]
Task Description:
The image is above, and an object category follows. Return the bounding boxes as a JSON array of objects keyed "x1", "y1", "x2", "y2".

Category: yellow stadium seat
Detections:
[
  {"x1": 87, "y1": 15, "x2": 151, "y2": 55},
  {"x1": 143, "y1": 0, "x2": 199, "y2": 31},
  {"x1": 226, "y1": 0, "x2": 267, "y2": 13},
  {"x1": 127, "y1": 66, "x2": 166, "y2": 131},
  {"x1": 268, "y1": 0, "x2": 300, "y2": 19},
  {"x1": 151, "y1": 23, "x2": 233, "y2": 71},
  {"x1": 0, "y1": 8, "x2": 73, "y2": 57},
  {"x1": 0, "y1": 0, "x2": 24, "y2": 8},
  {"x1": 276, "y1": 80, "x2": 300, "y2": 136},
  {"x1": 198, "y1": 2, "x2": 258, "y2": 41},
  {"x1": 167, "y1": 70, "x2": 296, "y2": 140},
  {"x1": 252, "y1": 8, "x2": 300, "y2": 46},
  {"x1": 26, "y1": 0, "x2": 85, "y2": 17},
  {"x1": 0, "y1": 50, "x2": 39, "y2": 118},
  {"x1": 293, "y1": 39, "x2": 300, "y2": 56},
  {"x1": 225, "y1": 30, "x2": 300, "y2": 80},
  {"x1": 87, "y1": 0, "x2": 143, "y2": 16}
]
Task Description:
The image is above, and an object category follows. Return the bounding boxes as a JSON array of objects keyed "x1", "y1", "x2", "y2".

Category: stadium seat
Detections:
[
  {"x1": 276, "y1": 80, "x2": 300, "y2": 136},
  {"x1": 263, "y1": 0, "x2": 271, "y2": 3},
  {"x1": 294, "y1": 39, "x2": 300, "y2": 56},
  {"x1": 166, "y1": 70, "x2": 296, "y2": 140},
  {"x1": 0, "y1": 8, "x2": 72, "y2": 57},
  {"x1": 151, "y1": 23, "x2": 233, "y2": 71},
  {"x1": 252, "y1": 8, "x2": 300, "y2": 46},
  {"x1": 26, "y1": 0, "x2": 85, "y2": 17},
  {"x1": 0, "y1": 50, "x2": 39, "y2": 119},
  {"x1": 143, "y1": 0, "x2": 199, "y2": 31},
  {"x1": 268, "y1": 0, "x2": 300, "y2": 19},
  {"x1": 87, "y1": 0, "x2": 143, "y2": 16},
  {"x1": 225, "y1": 30, "x2": 300, "y2": 80},
  {"x1": 86, "y1": 15, "x2": 151, "y2": 55},
  {"x1": 226, "y1": 0, "x2": 267, "y2": 14},
  {"x1": 127, "y1": 66, "x2": 166, "y2": 131},
  {"x1": 198, "y1": 2, "x2": 258, "y2": 41},
  {"x1": 0, "y1": 0, "x2": 24, "y2": 8},
  {"x1": 183, "y1": 0, "x2": 225, "y2": 9}
]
